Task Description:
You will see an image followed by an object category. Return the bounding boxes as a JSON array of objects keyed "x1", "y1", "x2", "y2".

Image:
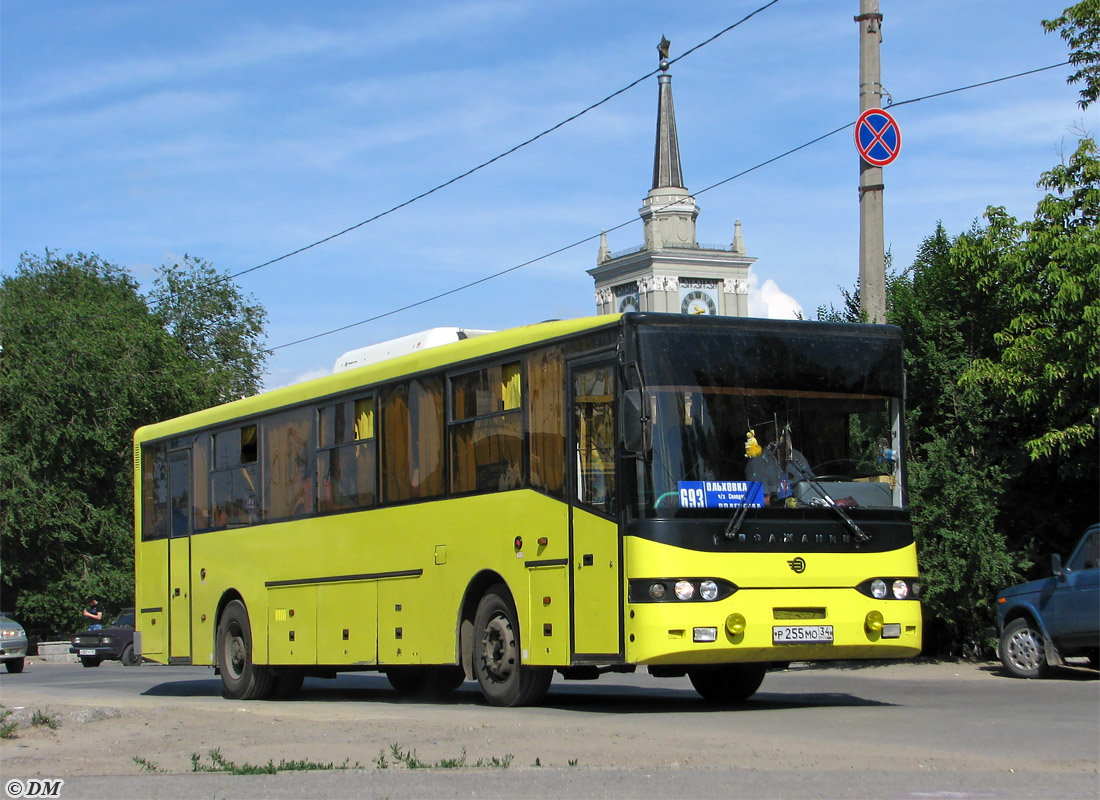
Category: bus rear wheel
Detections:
[
  {"x1": 217, "y1": 600, "x2": 273, "y2": 700},
  {"x1": 688, "y1": 663, "x2": 766, "y2": 704},
  {"x1": 473, "y1": 585, "x2": 552, "y2": 707}
]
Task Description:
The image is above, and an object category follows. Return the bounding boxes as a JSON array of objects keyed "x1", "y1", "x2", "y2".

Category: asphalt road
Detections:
[{"x1": 1, "y1": 658, "x2": 1097, "y2": 799}]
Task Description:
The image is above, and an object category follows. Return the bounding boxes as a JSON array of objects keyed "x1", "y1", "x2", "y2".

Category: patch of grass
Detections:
[
  {"x1": 435, "y1": 749, "x2": 469, "y2": 769},
  {"x1": 192, "y1": 748, "x2": 276, "y2": 775},
  {"x1": 474, "y1": 754, "x2": 513, "y2": 769},
  {"x1": 190, "y1": 748, "x2": 361, "y2": 775},
  {"x1": 30, "y1": 708, "x2": 59, "y2": 730},
  {"x1": 568, "y1": 758, "x2": 579, "y2": 767},
  {"x1": 389, "y1": 743, "x2": 428, "y2": 769},
  {"x1": 385, "y1": 743, "x2": 512, "y2": 770},
  {"x1": 133, "y1": 756, "x2": 159, "y2": 773},
  {"x1": 0, "y1": 707, "x2": 18, "y2": 739},
  {"x1": 532, "y1": 757, "x2": 542, "y2": 767}
]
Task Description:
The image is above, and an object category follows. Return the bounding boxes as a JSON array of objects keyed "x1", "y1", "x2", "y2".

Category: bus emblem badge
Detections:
[{"x1": 788, "y1": 557, "x2": 806, "y2": 574}]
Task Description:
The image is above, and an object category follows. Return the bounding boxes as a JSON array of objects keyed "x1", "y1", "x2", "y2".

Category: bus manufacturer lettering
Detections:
[{"x1": 726, "y1": 532, "x2": 854, "y2": 546}]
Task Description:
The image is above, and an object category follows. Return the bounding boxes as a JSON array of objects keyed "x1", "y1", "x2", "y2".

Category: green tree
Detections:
[
  {"x1": 960, "y1": 139, "x2": 1100, "y2": 465},
  {"x1": 150, "y1": 255, "x2": 267, "y2": 405},
  {"x1": 888, "y1": 224, "x2": 1023, "y2": 656},
  {"x1": 1044, "y1": 0, "x2": 1100, "y2": 110},
  {"x1": 0, "y1": 252, "x2": 266, "y2": 633}
]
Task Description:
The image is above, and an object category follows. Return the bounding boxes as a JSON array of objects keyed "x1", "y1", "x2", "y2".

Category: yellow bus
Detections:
[{"x1": 134, "y1": 313, "x2": 921, "y2": 706}]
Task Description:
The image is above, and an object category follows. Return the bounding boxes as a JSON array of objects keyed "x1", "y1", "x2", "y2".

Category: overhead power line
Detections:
[
  {"x1": 9, "y1": 4, "x2": 783, "y2": 340},
  {"x1": 223, "y1": 0, "x2": 783, "y2": 285},
  {"x1": 268, "y1": 60, "x2": 1073, "y2": 354}
]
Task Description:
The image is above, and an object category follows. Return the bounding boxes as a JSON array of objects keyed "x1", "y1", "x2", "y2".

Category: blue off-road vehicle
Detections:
[{"x1": 996, "y1": 525, "x2": 1100, "y2": 678}]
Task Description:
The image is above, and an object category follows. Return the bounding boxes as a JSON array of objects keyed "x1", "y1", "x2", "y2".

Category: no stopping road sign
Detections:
[{"x1": 855, "y1": 108, "x2": 901, "y2": 166}]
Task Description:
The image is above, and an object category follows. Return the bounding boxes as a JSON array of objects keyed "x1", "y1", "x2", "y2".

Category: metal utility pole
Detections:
[{"x1": 857, "y1": 0, "x2": 886, "y2": 322}]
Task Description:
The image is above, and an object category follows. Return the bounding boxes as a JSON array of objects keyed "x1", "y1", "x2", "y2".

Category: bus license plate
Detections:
[
  {"x1": 78, "y1": 649, "x2": 96, "y2": 656},
  {"x1": 773, "y1": 625, "x2": 834, "y2": 645}
]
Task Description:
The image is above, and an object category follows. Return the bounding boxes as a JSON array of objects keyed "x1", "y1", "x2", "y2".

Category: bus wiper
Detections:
[
  {"x1": 722, "y1": 496, "x2": 753, "y2": 540},
  {"x1": 804, "y1": 478, "x2": 870, "y2": 543}
]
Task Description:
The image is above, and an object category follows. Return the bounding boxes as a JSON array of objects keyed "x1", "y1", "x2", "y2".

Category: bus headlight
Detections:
[
  {"x1": 858, "y1": 578, "x2": 919, "y2": 600},
  {"x1": 674, "y1": 580, "x2": 695, "y2": 601},
  {"x1": 865, "y1": 610, "x2": 884, "y2": 633},
  {"x1": 649, "y1": 583, "x2": 667, "y2": 600},
  {"x1": 699, "y1": 580, "x2": 719, "y2": 601}
]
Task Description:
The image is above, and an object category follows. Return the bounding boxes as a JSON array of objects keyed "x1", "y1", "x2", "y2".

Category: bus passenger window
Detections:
[
  {"x1": 142, "y1": 444, "x2": 170, "y2": 540},
  {"x1": 263, "y1": 408, "x2": 314, "y2": 521},
  {"x1": 317, "y1": 397, "x2": 376, "y2": 513},
  {"x1": 528, "y1": 348, "x2": 565, "y2": 499},
  {"x1": 450, "y1": 362, "x2": 523, "y2": 494},
  {"x1": 382, "y1": 378, "x2": 444, "y2": 503},
  {"x1": 211, "y1": 426, "x2": 259, "y2": 527}
]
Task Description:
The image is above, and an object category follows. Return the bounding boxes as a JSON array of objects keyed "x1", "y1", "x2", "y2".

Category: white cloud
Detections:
[{"x1": 747, "y1": 272, "x2": 803, "y2": 321}]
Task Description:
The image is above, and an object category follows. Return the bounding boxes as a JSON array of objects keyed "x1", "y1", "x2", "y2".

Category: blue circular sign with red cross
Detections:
[{"x1": 855, "y1": 108, "x2": 901, "y2": 166}]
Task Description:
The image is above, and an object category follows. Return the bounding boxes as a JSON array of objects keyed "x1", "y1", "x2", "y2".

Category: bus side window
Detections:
[
  {"x1": 317, "y1": 397, "x2": 377, "y2": 513},
  {"x1": 142, "y1": 444, "x2": 170, "y2": 540},
  {"x1": 211, "y1": 426, "x2": 259, "y2": 527},
  {"x1": 450, "y1": 362, "x2": 524, "y2": 494},
  {"x1": 528, "y1": 347, "x2": 565, "y2": 499},
  {"x1": 382, "y1": 378, "x2": 444, "y2": 503},
  {"x1": 263, "y1": 407, "x2": 315, "y2": 521}
]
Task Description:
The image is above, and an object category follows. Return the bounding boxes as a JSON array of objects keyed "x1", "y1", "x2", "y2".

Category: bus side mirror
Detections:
[
  {"x1": 622, "y1": 389, "x2": 651, "y2": 455},
  {"x1": 1052, "y1": 553, "x2": 1065, "y2": 580}
]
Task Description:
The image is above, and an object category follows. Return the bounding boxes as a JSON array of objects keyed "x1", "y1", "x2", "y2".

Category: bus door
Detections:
[
  {"x1": 568, "y1": 360, "x2": 623, "y2": 660},
  {"x1": 167, "y1": 450, "x2": 192, "y2": 661}
]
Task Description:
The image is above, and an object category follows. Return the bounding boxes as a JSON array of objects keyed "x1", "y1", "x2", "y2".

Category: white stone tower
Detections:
[{"x1": 588, "y1": 38, "x2": 755, "y2": 316}]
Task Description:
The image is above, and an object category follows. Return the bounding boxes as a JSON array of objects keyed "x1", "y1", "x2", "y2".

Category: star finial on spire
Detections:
[{"x1": 657, "y1": 36, "x2": 670, "y2": 71}]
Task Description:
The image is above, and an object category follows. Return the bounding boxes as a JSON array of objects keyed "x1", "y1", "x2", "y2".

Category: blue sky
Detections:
[{"x1": 2, "y1": 1, "x2": 1094, "y2": 389}]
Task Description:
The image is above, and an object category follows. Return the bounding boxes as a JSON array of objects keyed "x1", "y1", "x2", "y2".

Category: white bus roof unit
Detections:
[{"x1": 333, "y1": 327, "x2": 495, "y2": 373}]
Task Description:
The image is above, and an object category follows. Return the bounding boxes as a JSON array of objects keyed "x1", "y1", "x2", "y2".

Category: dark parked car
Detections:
[
  {"x1": 70, "y1": 608, "x2": 140, "y2": 667},
  {"x1": 0, "y1": 614, "x2": 29, "y2": 673},
  {"x1": 997, "y1": 524, "x2": 1100, "y2": 678}
]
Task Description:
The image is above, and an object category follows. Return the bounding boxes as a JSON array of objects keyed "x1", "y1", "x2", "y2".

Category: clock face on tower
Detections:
[
  {"x1": 681, "y1": 289, "x2": 717, "y2": 315},
  {"x1": 613, "y1": 282, "x2": 639, "y2": 314}
]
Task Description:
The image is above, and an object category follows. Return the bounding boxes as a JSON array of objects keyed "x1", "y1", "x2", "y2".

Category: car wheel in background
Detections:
[
  {"x1": 4, "y1": 658, "x2": 25, "y2": 674},
  {"x1": 120, "y1": 643, "x2": 141, "y2": 666}
]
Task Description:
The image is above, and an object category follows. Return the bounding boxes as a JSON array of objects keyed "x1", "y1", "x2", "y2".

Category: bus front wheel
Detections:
[
  {"x1": 473, "y1": 585, "x2": 552, "y2": 707},
  {"x1": 688, "y1": 663, "x2": 766, "y2": 704},
  {"x1": 217, "y1": 600, "x2": 273, "y2": 700}
]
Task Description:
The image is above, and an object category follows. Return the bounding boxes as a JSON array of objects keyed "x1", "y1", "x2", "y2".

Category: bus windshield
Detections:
[{"x1": 632, "y1": 324, "x2": 905, "y2": 517}]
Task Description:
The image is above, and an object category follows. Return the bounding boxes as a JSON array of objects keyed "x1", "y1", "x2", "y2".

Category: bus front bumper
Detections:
[{"x1": 626, "y1": 588, "x2": 922, "y2": 666}]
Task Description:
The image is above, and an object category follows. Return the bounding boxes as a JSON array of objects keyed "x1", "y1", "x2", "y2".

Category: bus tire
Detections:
[
  {"x1": 216, "y1": 600, "x2": 273, "y2": 700},
  {"x1": 688, "y1": 663, "x2": 766, "y2": 704},
  {"x1": 473, "y1": 585, "x2": 552, "y2": 707},
  {"x1": 269, "y1": 670, "x2": 305, "y2": 699}
]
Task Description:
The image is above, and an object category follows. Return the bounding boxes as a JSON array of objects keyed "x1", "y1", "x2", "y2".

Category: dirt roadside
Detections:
[{"x1": 0, "y1": 659, "x2": 1093, "y2": 779}]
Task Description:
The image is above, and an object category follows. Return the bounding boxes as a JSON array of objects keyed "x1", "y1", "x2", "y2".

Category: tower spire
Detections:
[{"x1": 652, "y1": 37, "x2": 684, "y2": 190}]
